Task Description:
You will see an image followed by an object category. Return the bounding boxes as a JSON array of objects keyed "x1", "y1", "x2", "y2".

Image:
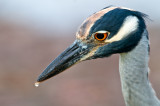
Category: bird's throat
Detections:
[{"x1": 119, "y1": 30, "x2": 160, "y2": 106}]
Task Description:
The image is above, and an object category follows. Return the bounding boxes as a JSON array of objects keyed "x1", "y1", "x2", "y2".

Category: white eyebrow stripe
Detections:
[
  {"x1": 95, "y1": 31, "x2": 108, "y2": 33},
  {"x1": 106, "y1": 16, "x2": 139, "y2": 43}
]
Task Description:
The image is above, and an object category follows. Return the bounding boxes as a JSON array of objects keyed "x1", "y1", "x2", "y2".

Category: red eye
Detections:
[{"x1": 94, "y1": 32, "x2": 109, "y2": 41}]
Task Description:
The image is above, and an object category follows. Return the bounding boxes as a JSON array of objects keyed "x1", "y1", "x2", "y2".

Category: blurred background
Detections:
[{"x1": 0, "y1": 0, "x2": 160, "y2": 106}]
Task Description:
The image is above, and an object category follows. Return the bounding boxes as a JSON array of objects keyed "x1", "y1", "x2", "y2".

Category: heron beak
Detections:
[{"x1": 36, "y1": 40, "x2": 92, "y2": 83}]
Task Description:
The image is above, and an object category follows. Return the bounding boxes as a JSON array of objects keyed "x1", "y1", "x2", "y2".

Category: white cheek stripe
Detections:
[{"x1": 106, "y1": 16, "x2": 139, "y2": 43}]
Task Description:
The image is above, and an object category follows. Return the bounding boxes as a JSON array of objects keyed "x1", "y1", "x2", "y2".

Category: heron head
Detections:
[{"x1": 36, "y1": 6, "x2": 147, "y2": 83}]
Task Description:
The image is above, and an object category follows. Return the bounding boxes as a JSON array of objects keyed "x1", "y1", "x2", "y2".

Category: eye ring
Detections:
[{"x1": 94, "y1": 32, "x2": 110, "y2": 41}]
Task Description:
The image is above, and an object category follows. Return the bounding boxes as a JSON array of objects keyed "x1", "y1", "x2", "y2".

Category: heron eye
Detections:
[{"x1": 94, "y1": 32, "x2": 109, "y2": 41}]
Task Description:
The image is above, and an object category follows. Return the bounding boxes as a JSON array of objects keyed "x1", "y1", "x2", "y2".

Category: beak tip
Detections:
[{"x1": 36, "y1": 75, "x2": 45, "y2": 83}]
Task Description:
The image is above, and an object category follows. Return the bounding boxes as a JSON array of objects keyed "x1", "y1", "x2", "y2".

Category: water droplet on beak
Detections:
[{"x1": 35, "y1": 82, "x2": 40, "y2": 87}]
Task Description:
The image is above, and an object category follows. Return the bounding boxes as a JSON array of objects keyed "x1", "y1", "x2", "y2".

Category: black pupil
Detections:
[{"x1": 96, "y1": 33, "x2": 105, "y2": 39}]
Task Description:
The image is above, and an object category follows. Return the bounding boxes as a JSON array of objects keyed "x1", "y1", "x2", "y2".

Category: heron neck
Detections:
[{"x1": 119, "y1": 30, "x2": 160, "y2": 106}]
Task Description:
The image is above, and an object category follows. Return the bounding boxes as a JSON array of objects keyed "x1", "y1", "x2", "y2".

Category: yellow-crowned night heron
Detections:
[{"x1": 36, "y1": 6, "x2": 160, "y2": 106}]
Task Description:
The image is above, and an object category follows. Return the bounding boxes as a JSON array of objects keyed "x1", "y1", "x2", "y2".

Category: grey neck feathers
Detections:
[{"x1": 119, "y1": 30, "x2": 160, "y2": 106}]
